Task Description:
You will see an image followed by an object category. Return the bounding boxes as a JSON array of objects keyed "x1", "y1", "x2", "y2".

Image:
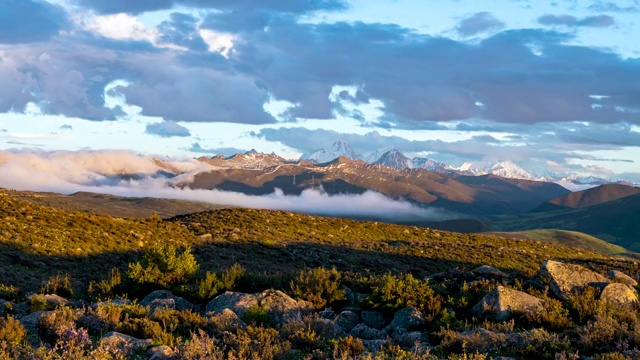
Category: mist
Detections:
[{"x1": 0, "y1": 150, "x2": 453, "y2": 222}]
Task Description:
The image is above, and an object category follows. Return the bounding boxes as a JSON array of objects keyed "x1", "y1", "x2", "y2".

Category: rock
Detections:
[
  {"x1": 389, "y1": 308, "x2": 426, "y2": 331},
  {"x1": 148, "y1": 345, "x2": 174, "y2": 360},
  {"x1": 318, "y1": 308, "x2": 336, "y2": 320},
  {"x1": 209, "y1": 308, "x2": 247, "y2": 331},
  {"x1": 471, "y1": 286, "x2": 544, "y2": 321},
  {"x1": 259, "y1": 289, "x2": 313, "y2": 325},
  {"x1": 0, "y1": 299, "x2": 14, "y2": 314},
  {"x1": 99, "y1": 331, "x2": 153, "y2": 352},
  {"x1": 391, "y1": 328, "x2": 429, "y2": 348},
  {"x1": 607, "y1": 270, "x2": 638, "y2": 287},
  {"x1": 140, "y1": 290, "x2": 193, "y2": 312},
  {"x1": 363, "y1": 339, "x2": 387, "y2": 353},
  {"x1": 349, "y1": 323, "x2": 385, "y2": 340},
  {"x1": 94, "y1": 298, "x2": 132, "y2": 307},
  {"x1": 345, "y1": 287, "x2": 356, "y2": 304},
  {"x1": 600, "y1": 283, "x2": 638, "y2": 305},
  {"x1": 19, "y1": 311, "x2": 46, "y2": 333},
  {"x1": 335, "y1": 311, "x2": 360, "y2": 333},
  {"x1": 361, "y1": 310, "x2": 386, "y2": 330},
  {"x1": 206, "y1": 291, "x2": 259, "y2": 318},
  {"x1": 40, "y1": 294, "x2": 68, "y2": 309},
  {"x1": 539, "y1": 260, "x2": 609, "y2": 299},
  {"x1": 472, "y1": 265, "x2": 507, "y2": 278}
]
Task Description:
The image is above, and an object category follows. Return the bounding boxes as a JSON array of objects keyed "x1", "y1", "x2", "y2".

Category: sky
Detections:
[{"x1": 0, "y1": 0, "x2": 639, "y2": 182}]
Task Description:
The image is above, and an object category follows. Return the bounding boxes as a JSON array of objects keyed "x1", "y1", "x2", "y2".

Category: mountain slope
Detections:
[
  {"x1": 535, "y1": 183, "x2": 640, "y2": 212},
  {"x1": 301, "y1": 139, "x2": 360, "y2": 163},
  {"x1": 373, "y1": 149, "x2": 412, "y2": 169}
]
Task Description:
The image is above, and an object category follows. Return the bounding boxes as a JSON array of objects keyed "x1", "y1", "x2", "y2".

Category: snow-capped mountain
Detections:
[
  {"x1": 199, "y1": 149, "x2": 286, "y2": 170},
  {"x1": 412, "y1": 157, "x2": 450, "y2": 173},
  {"x1": 373, "y1": 149, "x2": 412, "y2": 169},
  {"x1": 301, "y1": 139, "x2": 360, "y2": 163},
  {"x1": 456, "y1": 161, "x2": 541, "y2": 181}
]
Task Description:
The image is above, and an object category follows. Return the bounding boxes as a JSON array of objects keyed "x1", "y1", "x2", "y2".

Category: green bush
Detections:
[
  {"x1": 243, "y1": 305, "x2": 272, "y2": 327},
  {"x1": 290, "y1": 267, "x2": 345, "y2": 309},
  {"x1": 41, "y1": 274, "x2": 74, "y2": 298},
  {"x1": 127, "y1": 244, "x2": 199, "y2": 288},
  {"x1": 88, "y1": 268, "x2": 122, "y2": 299},
  {"x1": 0, "y1": 316, "x2": 26, "y2": 345},
  {"x1": 365, "y1": 274, "x2": 443, "y2": 320},
  {"x1": 197, "y1": 272, "x2": 224, "y2": 300}
]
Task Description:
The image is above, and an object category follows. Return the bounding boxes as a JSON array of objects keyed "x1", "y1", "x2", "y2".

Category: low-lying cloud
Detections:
[{"x1": 0, "y1": 150, "x2": 451, "y2": 222}]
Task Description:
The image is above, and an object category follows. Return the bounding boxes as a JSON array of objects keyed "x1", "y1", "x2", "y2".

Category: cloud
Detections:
[
  {"x1": 588, "y1": 2, "x2": 638, "y2": 12},
  {"x1": 538, "y1": 14, "x2": 615, "y2": 27},
  {"x1": 0, "y1": 0, "x2": 69, "y2": 44},
  {"x1": 188, "y1": 143, "x2": 248, "y2": 155},
  {"x1": 456, "y1": 12, "x2": 505, "y2": 37},
  {"x1": 146, "y1": 120, "x2": 191, "y2": 137},
  {"x1": 0, "y1": 150, "x2": 449, "y2": 222},
  {"x1": 59, "y1": 124, "x2": 73, "y2": 130}
]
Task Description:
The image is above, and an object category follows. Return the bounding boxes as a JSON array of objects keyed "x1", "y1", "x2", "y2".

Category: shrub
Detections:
[
  {"x1": 221, "y1": 263, "x2": 246, "y2": 290},
  {"x1": 41, "y1": 274, "x2": 74, "y2": 298},
  {"x1": 27, "y1": 294, "x2": 50, "y2": 312},
  {"x1": 290, "y1": 267, "x2": 346, "y2": 309},
  {"x1": 365, "y1": 274, "x2": 443, "y2": 320},
  {"x1": 226, "y1": 326, "x2": 290, "y2": 360},
  {"x1": 517, "y1": 298, "x2": 573, "y2": 331},
  {"x1": 243, "y1": 305, "x2": 272, "y2": 327},
  {"x1": 127, "y1": 244, "x2": 199, "y2": 288},
  {"x1": 197, "y1": 272, "x2": 224, "y2": 300},
  {"x1": 331, "y1": 336, "x2": 365, "y2": 359},
  {"x1": 36, "y1": 307, "x2": 78, "y2": 345},
  {"x1": 568, "y1": 286, "x2": 606, "y2": 323},
  {"x1": 88, "y1": 268, "x2": 122, "y2": 299},
  {"x1": 175, "y1": 329, "x2": 224, "y2": 359},
  {"x1": 0, "y1": 316, "x2": 26, "y2": 345},
  {"x1": 0, "y1": 284, "x2": 20, "y2": 301}
]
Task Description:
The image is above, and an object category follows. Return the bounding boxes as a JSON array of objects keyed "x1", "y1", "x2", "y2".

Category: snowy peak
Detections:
[
  {"x1": 373, "y1": 149, "x2": 412, "y2": 169},
  {"x1": 412, "y1": 157, "x2": 450, "y2": 173},
  {"x1": 301, "y1": 139, "x2": 360, "y2": 163},
  {"x1": 199, "y1": 150, "x2": 286, "y2": 170},
  {"x1": 454, "y1": 160, "x2": 540, "y2": 181}
]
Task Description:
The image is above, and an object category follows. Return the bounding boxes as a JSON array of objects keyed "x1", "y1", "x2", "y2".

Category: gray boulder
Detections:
[
  {"x1": 206, "y1": 291, "x2": 259, "y2": 318},
  {"x1": 471, "y1": 286, "x2": 544, "y2": 321},
  {"x1": 600, "y1": 283, "x2": 639, "y2": 305},
  {"x1": 349, "y1": 323, "x2": 385, "y2": 340},
  {"x1": 361, "y1": 310, "x2": 386, "y2": 330},
  {"x1": 148, "y1": 345, "x2": 174, "y2": 360},
  {"x1": 140, "y1": 290, "x2": 193, "y2": 312},
  {"x1": 472, "y1": 265, "x2": 507, "y2": 278},
  {"x1": 391, "y1": 327, "x2": 429, "y2": 348},
  {"x1": 539, "y1": 260, "x2": 609, "y2": 299},
  {"x1": 389, "y1": 308, "x2": 426, "y2": 331},
  {"x1": 99, "y1": 331, "x2": 153, "y2": 352},
  {"x1": 607, "y1": 270, "x2": 638, "y2": 287},
  {"x1": 335, "y1": 310, "x2": 360, "y2": 333},
  {"x1": 209, "y1": 308, "x2": 247, "y2": 331},
  {"x1": 318, "y1": 308, "x2": 336, "y2": 320},
  {"x1": 0, "y1": 299, "x2": 14, "y2": 314},
  {"x1": 259, "y1": 289, "x2": 314, "y2": 325}
]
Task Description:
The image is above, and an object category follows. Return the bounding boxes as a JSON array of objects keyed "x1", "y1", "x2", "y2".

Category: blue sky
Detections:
[{"x1": 0, "y1": 0, "x2": 639, "y2": 181}]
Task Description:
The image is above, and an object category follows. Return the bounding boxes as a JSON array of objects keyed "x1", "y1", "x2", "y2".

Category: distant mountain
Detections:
[
  {"x1": 198, "y1": 149, "x2": 287, "y2": 170},
  {"x1": 534, "y1": 183, "x2": 640, "y2": 212},
  {"x1": 301, "y1": 139, "x2": 360, "y2": 163},
  {"x1": 412, "y1": 157, "x2": 450, "y2": 172},
  {"x1": 456, "y1": 161, "x2": 541, "y2": 181},
  {"x1": 373, "y1": 149, "x2": 412, "y2": 169}
]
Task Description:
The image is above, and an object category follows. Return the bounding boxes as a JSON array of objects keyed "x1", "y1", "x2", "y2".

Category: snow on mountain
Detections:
[
  {"x1": 301, "y1": 139, "x2": 361, "y2": 163},
  {"x1": 412, "y1": 157, "x2": 450, "y2": 173},
  {"x1": 373, "y1": 149, "x2": 412, "y2": 169},
  {"x1": 453, "y1": 160, "x2": 540, "y2": 181},
  {"x1": 365, "y1": 147, "x2": 393, "y2": 163},
  {"x1": 199, "y1": 149, "x2": 286, "y2": 170}
]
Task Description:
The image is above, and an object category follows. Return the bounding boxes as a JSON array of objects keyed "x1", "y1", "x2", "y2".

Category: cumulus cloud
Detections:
[
  {"x1": 188, "y1": 143, "x2": 248, "y2": 155},
  {"x1": 146, "y1": 121, "x2": 191, "y2": 138},
  {"x1": 456, "y1": 12, "x2": 505, "y2": 37},
  {"x1": 0, "y1": 150, "x2": 449, "y2": 222}
]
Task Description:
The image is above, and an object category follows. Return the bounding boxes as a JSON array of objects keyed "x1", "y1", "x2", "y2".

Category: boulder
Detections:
[
  {"x1": 361, "y1": 311, "x2": 386, "y2": 330},
  {"x1": 318, "y1": 308, "x2": 336, "y2": 320},
  {"x1": 363, "y1": 339, "x2": 387, "y2": 353},
  {"x1": 472, "y1": 265, "x2": 507, "y2": 278},
  {"x1": 140, "y1": 290, "x2": 193, "y2": 312},
  {"x1": 0, "y1": 299, "x2": 13, "y2": 314},
  {"x1": 39, "y1": 294, "x2": 68, "y2": 309},
  {"x1": 391, "y1": 328, "x2": 429, "y2": 348},
  {"x1": 99, "y1": 331, "x2": 153, "y2": 352},
  {"x1": 335, "y1": 311, "x2": 360, "y2": 333},
  {"x1": 19, "y1": 311, "x2": 46, "y2": 333},
  {"x1": 471, "y1": 286, "x2": 544, "y2": 321},
  {"x1": 607, "y1": 270, "x2": 638, "y2": 287},
  {"x1": 206, "y1": 291, "x2": 259, "y2": 318},
  {"x1": 600, "y1": 283, "x2": 639, "y2": 305},
  {"x1": 388, "y1": 308, "x2": 426, "y2": 331},
  {"x1": 539, "y1": 260, "x2": 609, "y2": 299},
  {"x1": 148, "y1": 345, "x2": 174, "y2": 360},
  {"x1": 209, "y1": 308, "x2": 247, "y2": 331},
  {"x1": 344, "y1": 287, "x2": 356, "y2": 304},
  {"x1": 349, "y1": 323, "x2": 385, "y2": 340},
  {"x1": 259, "y1": 289, "x2": 313, "y2": 325}
]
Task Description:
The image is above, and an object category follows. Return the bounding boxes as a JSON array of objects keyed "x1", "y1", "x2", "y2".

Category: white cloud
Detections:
[{"x1": 199, "y1": 29, "x2": 235, "y2": 58}]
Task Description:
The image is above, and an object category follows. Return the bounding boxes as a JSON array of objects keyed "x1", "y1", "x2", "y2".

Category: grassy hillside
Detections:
[
  {"x1": 534, "y1": 183, "x2": 640, "y2": 212},
  {"x1": 485, "y1": 229, "x2": 629, "y2": 256}
]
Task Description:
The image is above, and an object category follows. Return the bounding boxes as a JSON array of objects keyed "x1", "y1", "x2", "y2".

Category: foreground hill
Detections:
[
  {"x1": 494, "y1": 193, "x2": 640, "y2": 251},
  {"x1": 486, "y1": 229, "x2": 629, "y2": 256},
  {"x1": 534, "y1": 183, "x2": 640, "y2": 212},
  {"x1": 186, "y1": 157, "x2": 570, "y2": 216}
]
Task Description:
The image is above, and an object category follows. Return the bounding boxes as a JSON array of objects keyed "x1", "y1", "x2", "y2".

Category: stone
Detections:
[
  {"x1": 345, "y1": 287, "x2": 356, "y2": 304},
  {"x1": 335, "y1": 311, "x2": 360, "y2": 333},
  {"x1": 259, "y1": 289, "x2": 313, "y2": 325},
  {"x1": 389, "y1": 308, "x2": 426, "y2": 331},
  {"x1": 209, "y1": 308, "x2": 247, "y2": 331},
  {"x1": 471, "y1": 286, "x2": 544, "y2": 321},
  {"x1": 361, "y1": 310, "x2": 386, "y2": 330},
  {"x1": 318, "y1": 308, "x2": 336, "y2": 320},
  {"x1": 391, "y1": 328, "x2": 429, "y2": 348},
  {"x1": 363, "y1": 339, "x2": 387, "y2": 353},
  {"x1": 148, "y1": 345, "x2": 174, "y2": 360},
  {"x1": 0, "y1": 299, "x2": 14, "y2": 314},
  {"x1": 40, "y1": 294, "x2": 68, "y2": 309},
  {"x1": 539, "y1": 260, "x2": 609, "y2": 300},
  {"x1": 349, "y1": 323, "x2": 385, "y2": 340},
  {"x1": 140, "y1": 290, "x2": 193, "y2": 312},
  {"x1": 472, "y1": 265, "x2": 507, "y2": 278},
  {"x1": 600, "y1": 283, "x2": 639, "y2": 305},
  {"x1": 99, "y1": 331, "x2": 153, "y2": 352},
  {"x1": 206, "y1": 291, "x2": 259, "y2": 318},
  {"x1": 607, "y1": 270, "x2": 638, "y2": 287}
]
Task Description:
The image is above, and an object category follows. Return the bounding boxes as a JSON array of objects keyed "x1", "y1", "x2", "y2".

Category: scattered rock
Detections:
[
  {"x1": 335, "y1": 311, "x2": 360, "y2": 333},
  {"x1": 607, "y1": 270, "x2": 638, "y2": 287},
  {"x1": 391, "y1": 327, "x2": 429, "y2": 348},
  {"x1": 148, "y1": 345, "x2": 174, "y2": 360},
  {"x1": 344, "y1": 287, "x2": 356, "y2": 304},
  {"x1": 472, "y1": 265, "x2": 507, "y2": 278},
  {"x1": 0, "y1": 299, "x2": 14, "y2": 314},
  {"x1": 539, "y1": 260, "x2": 609, "y2": 299},
  {"x1": 600, "y1": 283, "x2": 638, "y2": 305},
  {"x1": 363, "y1": 339, "x2": 387, "y2": 353},
  {"x1": 39, "y1": 294, "x2": 68, "y2": 309},
  {"x1": 206, "y1": 291, "x2": 259, "y2": 318},
  {"x1": 349, "y1": 323, "x2": 385, "y2": 340},
  {"x1": 140, "y1": 290, "x2": 193, "y2": 312},
  {"x1": 471, "y1": 286, "x2": 544, "y2": 321},
  {"x1": 318, "y1": 308, "x2": 336, "y2": 320},
  {"x1": 389, "y1": 308, "x2": 426, "y2": 331},
  {"x1": 99, "y1": 331, "x2": 153, "y2": 352},
  {"x1": 19, "y1": 311, "x2": 46, "y2": 333},
  {"x1": 259, "y1": 289, "x2": 314, "y2": 325},
  {"x1": 361, "y1": 310, "x2": 386, "y2": 330},
  {"x1": 209, "y1": 308, "x2": 247, "y2": 332}
]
